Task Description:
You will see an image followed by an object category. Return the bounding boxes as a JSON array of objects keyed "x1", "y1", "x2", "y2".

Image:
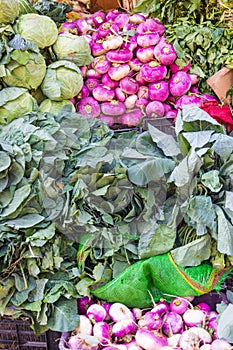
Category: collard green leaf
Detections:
[
  {"x1": 171, "y1": 235, "x2": 211, "y2": 266},
  {"x1": 128, "y1": 158, "x2": 175, "y2": 186},
  {"x1": 148, "y1": 123, "x2": 180, "y2": 157},
  {"x1": 215, "y1": 205, "x2": 233, "y2": 256},
  {"x1": 182, "y1": 130, "x2": 214, "y2": 149},
  {"x1": 168, "y1": 150, "x2": 202, "y2": 187},
  {"x1": 201, "y1": 170, "x2": 222, "y2": 192},
  {"x1": 176, "y1": 106, "x2": 225, "y2": 136},
  {"x1": 75, "y1": 147, "x2": 113, "y2": 168},
  {"x1": 27, "y1": 223, "x2": 56, "y2": 247},
  {"x1": 225, "y1": 191, "x2": 233, "y2": 212},
  {"x1": 28, "y1": 279, "x2": 48, "y2": 302},
  {"x1": 212, "y1": 134, "x2": 233, "y2": 160},
  {"x1": 8, "y1": 161, "x2": 25, "y2": 186},
  {"x1": 11, "y1": 277, "x2": 36, "y2": 307},
  {"x1": 48, "y1": 298, "x2": 80, "y2": 332},
  {"x1": 0, "y1": 176, "x2": 8, "y2": 192},
  {"x1": 135, "y1": 132, "x2": 164, "y2": 157},
  {"x1": 0, "y1": 151, "x2": 11, "y2": 171},
  {"x1": 182, "y1": 195, "x2": 216, "y2": 235},
  {"x1": 138, "y1": 223, "x2": 177, "y2": 259},
  {"x1": 0, "y1": 189, "x2": 12, "y2": 209},
  {"x1": 5, "y1": 213, "x2": 44, "y2": 229},
  {"x1": 217, "y1": 304, "x2": 233, "y2": 343},
  {"x1": 1, "y1": 184, "x2": 31, "y2": 218},
  {"x1": 27, "y1": 259, "x2": 40, "y2": 277}
]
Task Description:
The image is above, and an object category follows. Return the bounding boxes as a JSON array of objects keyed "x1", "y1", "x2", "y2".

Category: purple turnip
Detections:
[
  {"x1": 135, "y1": 329, "x2": 168, "y2": 350},
  {"x1": 119, "y1": 77, "x2": 139, "y2": 95},
  {"x1": 108, "y1": 63, "x2": 130, "y2": 81},
  {"x1": 77, "y1": 97, "x2": 101, "y2": 118},
  {"x1": 102, "y1": 73, "x2": 119, "y2": 89},
  {"x1": 148, "y1": 81, "x2": 169, "y2": 102},
  {"x1": 101, "y1": 100, "x2": 126, "y2": 116},
  {"x1": 136, "y1": 46, "x2": 155, "y2": 63},
  {"x1": 92, "y1": 85, "x2": 115, "y2": 102},
  {"x1": 140, "y1": 62, "x2": 167, "y2": 83},
  {"x1": 169, "y1": 71, "x2": 192, "y2": 96},
  {"x1": 145, "y1": 101, "x2": 165, "y2": 118},
  {"x1": 137, "y1": 33, "x2": 160, "y2": 48},
  {"x1": 106, "y1": 49, "x2": 133, "y2": 63}
]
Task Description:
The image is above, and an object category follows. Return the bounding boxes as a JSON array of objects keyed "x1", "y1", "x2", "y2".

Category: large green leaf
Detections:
[
  {"x1": 171, "y1": 235, "x2": 211, "y2": 266},
  {"x1": 5, "y1": 213, "x2": 45, "y2": 229},
  {"x1": 138, "y1": 223, "x2": 177, "y2": 259},
  {"x1": 215, "y1": 205, "x2": 233, "y2": 256},
  {"x1": 48, "y1": 298, "x2": 80, "y2": 332},
  {"x1": 128, "y1": 158, "x2": 175, "y2": 186},
  {"x1": 148, "y1": 123, "x2": 181, "y2": 157},
  {"x1": 168, "y1": 150, "x2": 202, "y2": 187},
  {"x1": 0, "y1": 184, "x2": 31, "y2": 218},
  {"x1": 182, "y1": 195, "x2": 216, "y2": 235},
  {"x1": 217, "y1": 304, "x2": 233, "y2": 343},
  {"x1": 201, "y1": 170, "x2": 222, "y2": 192}
]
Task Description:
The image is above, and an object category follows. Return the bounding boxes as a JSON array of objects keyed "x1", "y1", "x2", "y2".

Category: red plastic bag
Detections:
[{"x1": 200, "y1": 101, "x2": 233, "y2": 133}]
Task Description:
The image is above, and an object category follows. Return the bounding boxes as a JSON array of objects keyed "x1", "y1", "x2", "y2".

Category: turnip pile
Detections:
[
  {"x1": 60, "y1": 11, "x2": 217, "y2": 128},
  {"x1": 62, "y1": 296, "x2": 233, "y2": 350}
]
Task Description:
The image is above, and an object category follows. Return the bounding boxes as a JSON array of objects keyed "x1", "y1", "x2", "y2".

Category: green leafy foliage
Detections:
[
  {"x1": 33, "y1": 0, "x2": 72, "y2": 27},
  {"x1": 0, "y1": 107, "x2": 233, "y2": 332},
  {"x1": 133, "y1": 1, "x2": 233, "y2": 94},
  {"x1": 133, "y1": 0, "x2": 227, "y2": 26},
  {"x1": 165, "y1": 20, "x2": 233, "y2": 93}
]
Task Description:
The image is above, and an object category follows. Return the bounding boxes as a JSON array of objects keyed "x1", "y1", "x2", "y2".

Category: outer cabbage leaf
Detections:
[
  {"x1": 53, "y1": 33, "x2": 93, "y2": 66},
  {"x1": 15, "y1": 13, "x2": 58, "y2": 49},
  {"x1": 38, "y1": 99, "x2": 75, "y2": 114},
  {"x1": 2, "y1": 51, "x2": 46, "y2": 90},
  {"x1": 0, "y1": 0, "x2": 19, "y2": 24},
  {"x1": 0, "y1": 87, "x2": 38, "y2": 125},
  {"x1": 41, "y1": 60, "x2": 83, "y2": 101}
]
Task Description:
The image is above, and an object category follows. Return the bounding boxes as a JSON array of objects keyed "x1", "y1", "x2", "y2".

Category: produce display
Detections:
[
  {"x1": 0, "y1": 0, "x2": 233, "y2": 347},
  {"x1": 60, "y1": 10, "x2": 223, "y2": 128},
  {"x1": 60, "y1": 295, "x2": 233, "y2": 350}
]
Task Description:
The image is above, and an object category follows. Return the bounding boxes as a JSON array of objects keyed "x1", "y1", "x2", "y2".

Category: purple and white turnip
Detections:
[
  {"x1": 66, "y1": 10, "x2": 217, "y2": 129},
  {"x1": 66, "y1": 296, "x2": 231, "y2": 350}
]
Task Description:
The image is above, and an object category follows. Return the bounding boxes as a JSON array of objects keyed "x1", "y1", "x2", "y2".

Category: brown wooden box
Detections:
[{"x1": 207, "y1": 67, "x2": 233, "y2": 105}]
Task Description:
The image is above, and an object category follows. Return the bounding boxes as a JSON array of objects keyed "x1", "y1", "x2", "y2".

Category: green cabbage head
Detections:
[
  {"x1": 2, "y1": 51, "x2": 46, "y2": 90},
  {"x1": 0, "y1": 87, "x2": 38, "y2": 125},
  {"x1": 0, "y1": 0, "x2": 19, "y2": 24},
  {"x1": 39, "y1": 99, "x2": 75, "y2": 114},
  {"x1": 53, "y1": 33, "x2": 93, "y2": 66},
  {"x1": 41, "y1": 60, "x2": 83, "y2": 101},
  {"x1": 15, "y1": 13, "x2": 58, "y2": 49}
]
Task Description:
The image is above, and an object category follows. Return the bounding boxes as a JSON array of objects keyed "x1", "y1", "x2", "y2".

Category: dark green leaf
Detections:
[{"x1": 48, "y1": 298, "x2": 80, "y2": 332}]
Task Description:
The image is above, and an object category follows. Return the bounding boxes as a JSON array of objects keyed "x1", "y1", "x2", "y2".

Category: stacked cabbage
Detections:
[{"x1": 0, "y1": 0, "x2": 93, "y2": 124}]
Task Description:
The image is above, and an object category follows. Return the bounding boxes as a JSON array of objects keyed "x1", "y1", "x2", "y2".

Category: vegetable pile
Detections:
[
  {"x1": 60, "y1": 11, "x2": 218, "y2": 128},
  {"x1": 0, "y1": 0, "x2": 93, "y2": 125},
  {"x1": 0, "y1": 105, "x2": 233, "y2": 336},
  {"x1": 60, "y1": 295, "x2": 233, "y2": 350},
  {"x1": 0, "y1": 0, "x2": 233, "y2": 343},
  {"x1": 132, "y1": 0, "x2": 233, "y2": 95}
]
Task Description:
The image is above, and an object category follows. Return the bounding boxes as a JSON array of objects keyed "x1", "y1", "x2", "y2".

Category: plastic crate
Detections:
[
  {"x1": 143, "y1": 117, "x2": 176, "y2": 137},
  {"x1": 0, "y1": 317, "x2": 60, "y2": 350}
]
